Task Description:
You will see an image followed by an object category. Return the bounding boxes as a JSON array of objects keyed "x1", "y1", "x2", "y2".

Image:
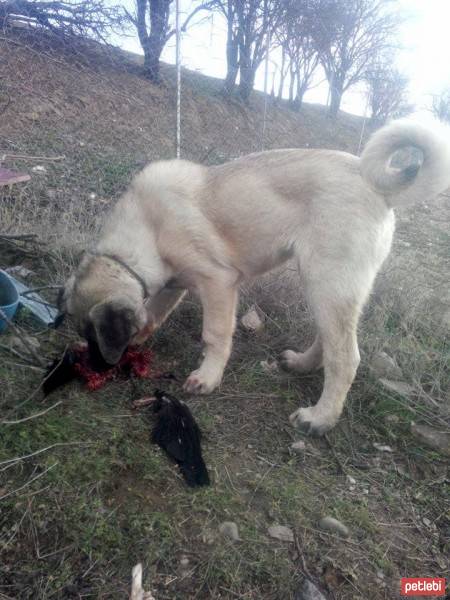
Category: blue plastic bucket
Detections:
[{"x1": 0, "y1": 270, "x2": 20, "y2": 333}]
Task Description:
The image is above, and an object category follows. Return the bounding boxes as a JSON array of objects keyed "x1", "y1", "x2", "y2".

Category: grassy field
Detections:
[{"x1": 0, "y1": 28, "x2": 449, "y2": 600}]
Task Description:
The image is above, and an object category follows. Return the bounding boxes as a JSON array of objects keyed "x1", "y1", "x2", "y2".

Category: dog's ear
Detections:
[{"x1": 89, "y1": 298, "x2": 138, "y2": 365}]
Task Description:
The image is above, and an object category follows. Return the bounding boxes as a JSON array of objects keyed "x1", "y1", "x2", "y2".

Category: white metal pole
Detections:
[
  {"x1": 261, "y1": 32, "x2": 271, "y2": 151},
  {"x1": 175, "y1": 0, "x2": 181, "y2": 158}
]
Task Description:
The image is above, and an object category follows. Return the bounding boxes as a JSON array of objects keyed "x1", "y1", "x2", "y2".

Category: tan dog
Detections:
[{"x1": 60, "y1": 120, "x2": 450, "y2": 434}]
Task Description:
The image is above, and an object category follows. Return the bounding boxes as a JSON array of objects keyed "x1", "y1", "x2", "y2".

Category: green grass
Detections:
[{"x1": 3, "y1": 295, "x2": 449, "y2": 598}]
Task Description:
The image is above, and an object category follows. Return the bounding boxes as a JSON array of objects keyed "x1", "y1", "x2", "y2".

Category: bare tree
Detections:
[
  {"x1": 211, "y1": 0, "x2": 285, "y2": 100},
  {"x1": 315, "y1": 0, "x2": 402, "y2": 118},
  {"x1": 365, "y1": 62, "x2": 411, "y2": 123},
  {"x1": 127, "y1": 0, "x2": 213, "y2": 82},
  {"x1": 0, "y1": 0, "x2": 126, "y2": 41},
  {"x1": 430, "y1": 88, "x2": 450, "y2": 123},
  {"x1": 220, "y1": 0, "x2": 240, "y2": 94},
  {"x1": 276, "y1": 0, "x2": 320, "y2": 110}
]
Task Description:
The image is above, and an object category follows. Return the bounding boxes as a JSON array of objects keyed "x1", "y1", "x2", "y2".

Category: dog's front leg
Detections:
[{"x1": 184, "y1": 276, "x2": 238, "y2": 394}]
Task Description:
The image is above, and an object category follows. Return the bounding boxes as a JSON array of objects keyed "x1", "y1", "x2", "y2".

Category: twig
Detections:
[
  {"x1": 20, "y1": 285, "x2": 62, "y2": 296},
  {"x1": 324, "y1": 434, "x2": 348, "y2": 475},
  {"x1": 0, "y1": 342, "x2": 39, "y2": 365},
  {"x1": 294, "y1": 530, "x2": 313, "y2": 581},
  {"x1": 0, "y1": 153, "x2": 65, "y2": 162},
  {"x1": 1, "y1": 401, "x2": 62, "y2": 425},
  {"x1": 0, "y1": 463, "x2": 58, "y2": 501},
  {"x1": 0, "y1": 233, "x2": 38, "y2": 241},
  {"x1": 3, "y1": 360, "x2": 45, "y2": 372},
  {"x1": 12, "y1": 345, "x2": 68, "y2": 411},
  {"x1": 0, "y1": 442, "x2": 92, "y2": 470},
  {"x1": 0, "y1": 308, "x2": 46, "y2": 367}
]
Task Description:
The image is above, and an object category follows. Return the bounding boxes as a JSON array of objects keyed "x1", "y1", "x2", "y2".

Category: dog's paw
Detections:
[
  {"x1": 289, "y1": 406, "x2": 338, "y2": 436},
  {"x1": 280, "y1": 350, "x2": 312, "y2": 373},
  {"x1": 183, "y1": 369, "x2": 221, "y2": 395}
]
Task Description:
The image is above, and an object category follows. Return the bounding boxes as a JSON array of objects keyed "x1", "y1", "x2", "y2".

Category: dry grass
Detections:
[{"x1": 0, "y1": 27, "x2": 449, "y2": 600}]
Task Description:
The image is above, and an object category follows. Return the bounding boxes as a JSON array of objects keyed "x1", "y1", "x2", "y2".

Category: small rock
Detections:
[
  {"x1": 370, "y1": 351, "x2": 403, "y2": 380},
  {"x1": 180, "y1": 556, "x2": 190, "y2": 567},
  {"x1": 384, "y1": 414, "x2": 400, "y2": 424},
  {"x1": 202, "y1": 529, "x2": 215, "y2": 545},
  {"x1": 319, "y1": 516, "x2": 349, "y2": 538},
  {"x1": 373, "y1": 442, "x2": 394, "y2": 453},
  {"x1": 346, "y1": 475, "x2": 356, "y2": 485},
  {"x1": 260, "y1": 359, "x2": 278, "y2": 373},
  {"x1": 294, "y1": 579, "x2": 327, "y2": 600},
  {"x1": 422, "y1": 517, "x2": 432, "y2": 528},
  {"x1": 240, "y1": 306, "x2": 264, "y2": 332},
  {"x1": 219, "y1": 521, "x2": 240, "y2": 542},
  {"x1": 411, "y1": 423, "x2": 450, "y2": 457},
  {"x1": 268, "y1": 524, "x2": 294, "y2": 542},
  {"x1": 32, "y1": 165, "x2": 47, "y2": 174},
  {"x1": 291, "y1": 440, "x2": 307, "y2": 453}
]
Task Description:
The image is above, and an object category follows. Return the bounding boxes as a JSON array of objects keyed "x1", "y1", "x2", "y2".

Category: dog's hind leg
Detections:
[
  {"x1": 289, "y1": 288, "x2": 362, "y2": 435},
  {"x1": 280, "y1": 334, "x2": 322, "y2": 373},
  {"x1": 183, "y1": 273, "x2": 238, "y2": 394}
]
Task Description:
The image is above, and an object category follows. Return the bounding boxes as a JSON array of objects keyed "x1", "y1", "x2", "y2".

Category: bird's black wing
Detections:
[
  {"x1": 151, "y1": 390, "x2": 210, "y2": 487},
  {"x1": 43, "y1": 349, "x2": 78, "y2": 396}
]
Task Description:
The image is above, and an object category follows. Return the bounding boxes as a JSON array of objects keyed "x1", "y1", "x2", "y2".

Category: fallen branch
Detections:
[
  {"x1": 0, "y1": 153, "x2": 65, "y2": 162},
  {"x1": 20, "y1": 285, "x2": 62, "y2": 296},
  {"x1": 0, "y1": 308, "x2": 46, "y2": 367},
  {"x1": 294, "y1": 530, "x2": 314, "y2": 581},
  {"x1": 1, "y1": 400, "x2": 62, "y2": 425},
  {"x1": 0, "y1": 441, "x2": 92, "y2": 470},
  {"x1": 0, "y1": 462, "x2": 58, "y2": 501},
  {"x1": 0, "y1": 342, "x2": 39, "y2": 365},
  {"x1": 0, "y1": 233, "x2": 38, "y2": 241},
  {"x1": 3, "y1": 360, "x2": 45, "y2": 372},
  {"x1": 12, "y1": 344, "x2": 68, "y2": 411}
]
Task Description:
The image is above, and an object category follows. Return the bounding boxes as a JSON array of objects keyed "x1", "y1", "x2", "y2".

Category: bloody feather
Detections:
[
  {"x1": 43, "y1": 345, "x2": 154, "y2": 395},
  {"x1": 150, "y1": 389, "x2": 210, "y2": 488}
]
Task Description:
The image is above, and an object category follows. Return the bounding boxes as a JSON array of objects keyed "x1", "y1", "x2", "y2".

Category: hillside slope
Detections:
[{"x1": 0, "y1": 28, "x2": 369, "y2": 222}]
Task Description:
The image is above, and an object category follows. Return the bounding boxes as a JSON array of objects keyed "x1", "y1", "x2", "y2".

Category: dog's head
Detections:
[{"x1": 58, "y1": 255, "x2": 148, "y2": 365}]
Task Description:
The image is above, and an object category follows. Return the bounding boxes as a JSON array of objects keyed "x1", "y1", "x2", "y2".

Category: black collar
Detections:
[{"x1": 97, "y1": 253, "x2": 149, "y2": 300}]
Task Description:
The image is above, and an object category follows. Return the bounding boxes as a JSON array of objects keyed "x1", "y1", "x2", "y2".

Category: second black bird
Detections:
[{"x1": 150, "y1": 389, "x2": 210, "y2": 487}]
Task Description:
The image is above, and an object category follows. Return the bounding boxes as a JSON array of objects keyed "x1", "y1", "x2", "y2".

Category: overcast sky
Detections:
[{"x1": 120, "y1": 0, "x2": 450, "y2": 117}]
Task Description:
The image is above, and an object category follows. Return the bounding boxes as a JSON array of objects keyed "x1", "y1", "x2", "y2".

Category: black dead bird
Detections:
[
  {"x1": 42, "y1": 340, "x2": 112, "y2": 396},
  {"x1": 150, "y1": 389, "x2": 210, "y2": 488},
  {"x1": 43, "y1": 348, "x2": 78, "y2": 396}
]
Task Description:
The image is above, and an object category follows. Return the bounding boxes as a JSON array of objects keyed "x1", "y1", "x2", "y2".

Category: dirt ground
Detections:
[{"x1": 0, "y1": 28, "x2": 449, "y2": 600}]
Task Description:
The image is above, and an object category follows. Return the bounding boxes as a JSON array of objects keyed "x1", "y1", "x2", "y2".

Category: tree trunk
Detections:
[
  {"x1": 288, "y1": 63, "x2": 296, "y2": 103},
  {"x1": 143, "y1": 36, "x2": 162, "y2": 82},
  {"x1": 277, "y1": 47, "x2": 286, "y2": 101},
  {"x1": 328, "y1": 78, "x2": 343, "y2": 118},
  {"x1": 238, "y1": 65, "x2": 256, "y2": 101},
  {"x1": 292, "y1": 84, "x2": 306, "y2": 112},
  {"x1": 223, "y1": 36, "x2": 239, "y2": 94},
  {"x1": 137, "y1": 0, "x2": 170, "y2": 83},
  {"x1": 238, "y1": 44, "x2": 255, "y2": 101}
]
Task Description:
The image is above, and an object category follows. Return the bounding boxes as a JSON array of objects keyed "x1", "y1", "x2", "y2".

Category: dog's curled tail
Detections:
[{"x1": 360, "y1": 119, "x2": 450, "y2": 208}]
